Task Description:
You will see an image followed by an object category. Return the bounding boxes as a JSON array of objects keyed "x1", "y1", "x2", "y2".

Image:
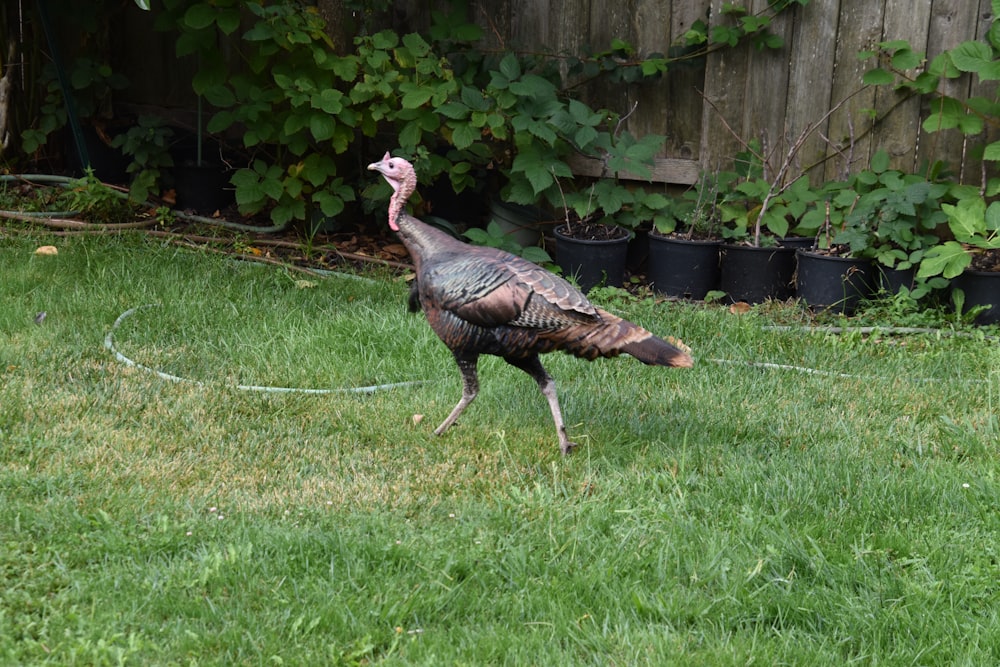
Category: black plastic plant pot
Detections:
[
  {"x1": 795, "y1": 250, "x2": 875, "y2": 313},
  {"x1": 174, "y1": 163, "x2": 233, "y2": 213},
  {"x1": 719, "y1": 244, "x2": 797, "y2": 304},
  {"x1": 554, "y1": 225, "x2": 629, "y2": 293},
  {"x1": 954, "y1": 269, "x2": 1000, "y2": 325},
  {"x1": 647, "y1": 234, "x2": 721, "y2": 300}
]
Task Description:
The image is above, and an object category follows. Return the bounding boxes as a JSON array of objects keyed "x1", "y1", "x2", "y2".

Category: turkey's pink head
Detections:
[{"x1": 367, "y1": 151, "x2": 416, "y2": 231}]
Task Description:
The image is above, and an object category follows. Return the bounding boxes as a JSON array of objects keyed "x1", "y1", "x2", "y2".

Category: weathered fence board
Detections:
[
  {"x1": 823, "y1": 1, "x2": 885, "y2": 182},
  {"x1": 873, "y1": 0, "x2": 932, "y2": 174},
  {"x1": 444, "y1": 0, "x2": 993, "y2": 186},
  {"x1": 114, "y1": 0, "x2": 993, "y2": 188},
  {"x1": 743, "y1": 0, "x2": 794, "y2": 181},
  {"x1": 699, "y1": 0, "x2": 753, "y2": 174},
  {"x1": 783, "y1": 0, "x2": 839, "y2": 184}
]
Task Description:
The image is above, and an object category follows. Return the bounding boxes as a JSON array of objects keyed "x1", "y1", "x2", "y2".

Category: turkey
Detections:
[{"x1": 367, "y1": 151, "x2": 693, "y2": 455}]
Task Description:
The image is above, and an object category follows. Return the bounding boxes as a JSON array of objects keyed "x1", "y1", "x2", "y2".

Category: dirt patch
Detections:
[
  {"x1": 969, "y1": 247, "x2": 1000, "y2": 273},
  {"x1": 555, "y1": 222, "x2": 629, "y2": 242}
]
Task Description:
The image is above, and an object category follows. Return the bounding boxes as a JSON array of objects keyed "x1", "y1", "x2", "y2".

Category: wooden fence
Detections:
[{"x1": 392, "y1": 0, "x2": 997, "y2": 187}]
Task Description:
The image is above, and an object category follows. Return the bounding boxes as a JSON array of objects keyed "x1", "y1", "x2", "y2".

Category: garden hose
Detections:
[
  {"x1": 104, "y1": 304, "x2": 427, "y2": 395},
  {"x1": 105, "y1": 304, "x2": 993, "y2": 396}
]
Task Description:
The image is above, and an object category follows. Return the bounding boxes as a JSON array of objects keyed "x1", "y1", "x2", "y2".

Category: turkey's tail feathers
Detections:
[
  {"x1": 620, "y1": 333, "x2": 694, "y2": 368},
  {"x1": 563, "y1": 307, "x2": 694, "y2": 367}
]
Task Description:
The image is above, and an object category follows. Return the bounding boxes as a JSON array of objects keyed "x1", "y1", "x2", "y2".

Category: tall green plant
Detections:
[
  {"x1": 861, "y1": 1, "x2": 1000, "y2": 279},
  {"x1": 148, "y1": 0, "x2": 807, "y2": 231}
]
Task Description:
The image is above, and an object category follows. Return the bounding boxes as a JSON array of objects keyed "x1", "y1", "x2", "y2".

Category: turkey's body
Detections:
[{"x1": 368, "y1": 153, "x2": 693, "y2": 454}]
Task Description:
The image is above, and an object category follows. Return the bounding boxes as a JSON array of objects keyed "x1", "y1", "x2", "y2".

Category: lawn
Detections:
[{"x1": 2, "y1": 232, "x2": 999, "y2": 665}]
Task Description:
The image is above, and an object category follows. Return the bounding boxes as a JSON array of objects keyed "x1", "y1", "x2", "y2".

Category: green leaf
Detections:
[
  {"x1": 943, "y1": 198, "x2": 986, "y2": 242},
  {"x1": 183, "y1": 4, "x2": 217, "y2": 30},
  {"x1": 460, "y1": 85, "x2": 490, "y2": 111},
  {"x1": 401, "y1": 33, "x2": 431, "y2": 57},
  {"x1": 917, "y1": 241, "x2": 970, "y2": 279},
  {"x1": 207, "y1": 110, "x2": 234, "y2": 133},
  {"x1": 371, "y1": 31, "x2": 398, "y2": 50},
  {"x1": 315, "y1": 89, "x2": 344, "y2": 114},
  {"x1": 202, "y1": 84, "x2": 235, "y2": 107},
  {"x1": 400, "y1": 83, "x2": 433, "y2": 109},
  {"x1": 216, "y1": 8, "x2": 241, "y2": 35},
  {"x1": 711, "y1": 25, "x2": 740, "y2": 47},
  {"x1": 762, "y1": 210, "x2": 789, "y2": 238},
  {"x1": 511, "y1": 147, "x2": 554, "y2": 196},
  {"x1": 451, "y1": 123, "x2": 479, "y2": 150},
  {"x1": 949, "y1": 40, "x2": 993, "y2": 73},
  {"x1": 437, "y1": 102, "x2": 470, "y2": 120},
  {"x1": 499, "y1": 53, "x2": 521, "y2": 81},
  {"x1": 862, "y1": 68, "x2": 894, "y2": 86},
  {"x1": 399, "y1": 120, "x2": 423, "y2": 149},
  {"x1": 987, "y1": 201, "x2": 1000, "y2": 233},
  {"x1": 508, "y1": 74, "x2": 558, "y2": 100},
  {"x1": 958, "y1": 113, "x2": 984, "y2": 135},
  {"x1": 314, "y1": 191, "x2": 345, "y2": 218},
  {"x1": 891, "y1": 47, "x2": 922, "y2": 70},
  {"x1": 520, "y1": 246, "x2": 552, "y2": 264},
  {"x1": 309, "y1": 114, "x2": 336, "y2": 141},
  {"x1": 870, "y1": 149, "x2": 890, "y2": 174},
  {"x1": 922, "y1": 97, "x2": 963, "y2": 132}
]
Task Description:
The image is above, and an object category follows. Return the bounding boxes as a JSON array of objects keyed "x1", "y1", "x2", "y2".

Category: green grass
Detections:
[{"x1": 2, "y1": 232, "x2": 999, "y2": 665}]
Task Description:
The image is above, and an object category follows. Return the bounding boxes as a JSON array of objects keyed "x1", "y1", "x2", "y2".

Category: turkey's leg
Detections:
[
  {"x1": 434, "y1": 355, "x2": 479, "y2": 436},
  {"x1": 506, "y1": 355, "x2": 577, "y2": 455}
]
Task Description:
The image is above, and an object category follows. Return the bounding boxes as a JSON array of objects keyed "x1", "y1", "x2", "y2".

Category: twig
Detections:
[{"x1": 0, "y1": 209, "x2": 158, "y2": 230}]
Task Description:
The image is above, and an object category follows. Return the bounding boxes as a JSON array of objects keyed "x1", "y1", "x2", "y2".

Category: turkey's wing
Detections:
[{"x1": 427, "y1": 250, "x2": 598, "y2": 329}]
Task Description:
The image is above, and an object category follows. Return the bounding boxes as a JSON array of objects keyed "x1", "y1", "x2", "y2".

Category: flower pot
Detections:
[
  {"x1": 779, "y1": 236, "x2": 816, "y2": 250},
  {"x1": 647, "y1": 234, "x2": 720, "y2": 299},
  {"x1": 953, "y1": 269, "x2": 1000, "y2": 325},
  {"x1": 554, "y1": 224, "x2": 629, "y2": 292},
  {"x1": 490, "y1": 199, "x2": 546, "y2": 247},
  {"x1": 174, "y1": 162, "x2": 233, "y2": 213},
  {"x1": 795, "y1": 250, "x2": 875, "y2": 313},
  {"x1": 719, "y1": 243, "x2": 797, "y2": 303},
  {"x1": 876, "y1": 265, "x2": 916, "y2": 295}
]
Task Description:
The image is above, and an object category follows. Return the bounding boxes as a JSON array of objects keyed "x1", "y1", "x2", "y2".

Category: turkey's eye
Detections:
[{"x1": 388, "y1": 161, "x2": 395, "y2": 169}]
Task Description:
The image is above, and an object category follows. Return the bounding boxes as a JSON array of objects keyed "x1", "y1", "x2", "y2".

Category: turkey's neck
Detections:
[{"x1": 393, "y1": 213, "x2": 463, "y2": 272}]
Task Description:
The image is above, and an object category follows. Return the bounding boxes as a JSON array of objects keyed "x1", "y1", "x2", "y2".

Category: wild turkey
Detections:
[{"x1": 368, "y1": 152, "x2": 693, "y2": 455}]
